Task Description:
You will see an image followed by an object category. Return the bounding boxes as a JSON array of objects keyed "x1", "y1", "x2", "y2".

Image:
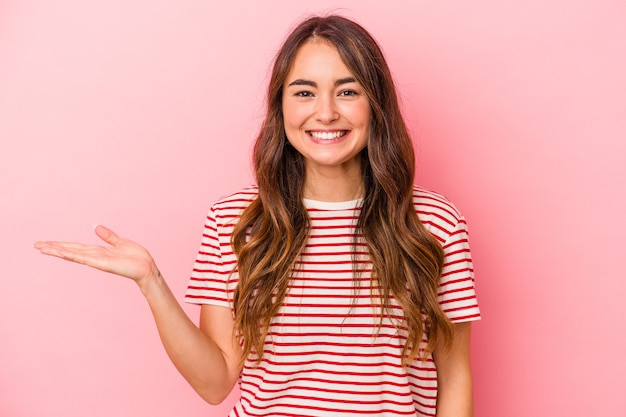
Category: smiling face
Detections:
[{"x1": 282, "y1": 39, "x2": 371, "y2": 186}]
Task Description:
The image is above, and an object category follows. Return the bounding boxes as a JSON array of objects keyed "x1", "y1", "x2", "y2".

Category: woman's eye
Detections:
[
  {"x1": 339, "y1": 90, "x2": 358, "y2": 97},
  {"x1": 295, "y1": 91, "x2": 313, "y2": 97}
]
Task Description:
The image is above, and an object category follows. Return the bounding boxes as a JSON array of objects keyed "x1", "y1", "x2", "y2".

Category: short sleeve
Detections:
[
  {"x1": 437, "y1": 217, "x2": 481, "y2": 323},
  {"x1": 184, "y1": 207, "x2": 236, "y2": 308}
]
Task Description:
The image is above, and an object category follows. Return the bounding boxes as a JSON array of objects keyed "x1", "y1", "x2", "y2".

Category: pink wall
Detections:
[{"x1": 1, "y1": 1, "x2": 625, "y2": 416}]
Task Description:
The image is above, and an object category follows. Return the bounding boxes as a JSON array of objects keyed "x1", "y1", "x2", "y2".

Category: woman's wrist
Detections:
[{"x1": 138, "y1": 266, "x2": 165, "y2": 298}]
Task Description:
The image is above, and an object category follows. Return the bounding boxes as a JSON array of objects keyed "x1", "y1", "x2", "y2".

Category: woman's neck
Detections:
[{"x1": 303, "y1": 166, "x2": 363, "y2": 202}]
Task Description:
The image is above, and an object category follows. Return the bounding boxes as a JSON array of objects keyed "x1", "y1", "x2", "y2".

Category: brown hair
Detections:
[{"x1": 231, "y1": 15, "x2": 453, "y2": 366}]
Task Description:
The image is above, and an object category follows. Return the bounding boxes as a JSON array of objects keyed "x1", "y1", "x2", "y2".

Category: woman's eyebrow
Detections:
[
  {"x1": 288, "y1": 79, "x2": 316, "y2": 87},
  {"x1": 335, "y1": 77, "x2": 356, "y2": 86},
  {"x1": 287, "y1": 77, "x2": 357, "y2": 87}
]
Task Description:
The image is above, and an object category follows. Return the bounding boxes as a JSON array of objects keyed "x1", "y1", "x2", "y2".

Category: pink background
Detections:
[{"x1": 1, "y1": 1, "x2": 625, "y2": 416}]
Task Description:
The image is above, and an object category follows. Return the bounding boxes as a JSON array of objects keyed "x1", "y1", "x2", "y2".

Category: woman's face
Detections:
[{"x1": 282, "y1": 39, "x2": 370, "y2": 177}]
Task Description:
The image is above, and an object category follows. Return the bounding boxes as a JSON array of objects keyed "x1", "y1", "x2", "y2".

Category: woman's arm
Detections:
[
  {"x1": 141, "y1": 273, "x2": 242, "y2": 404},
  {"x1": 432, "y1": 321, "x2": 474, "y2": 417},
  {"x1": 34, "y1": 225, "x2": 242, "y2": 404}
]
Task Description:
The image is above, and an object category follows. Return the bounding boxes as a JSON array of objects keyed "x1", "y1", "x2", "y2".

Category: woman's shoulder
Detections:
[
  {"x1": 209, "y1": 185, "x2": 259, "y2": 213},
  {"x1": 412, "y1": 185, "x2": 466, "y2": 231}
]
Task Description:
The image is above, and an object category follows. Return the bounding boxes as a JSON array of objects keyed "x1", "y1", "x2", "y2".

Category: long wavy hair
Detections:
[{"x1": 231, "y1": 15, "x2": 453, "y2": 366}]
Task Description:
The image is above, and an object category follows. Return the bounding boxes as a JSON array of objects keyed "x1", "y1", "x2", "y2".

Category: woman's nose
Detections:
[{"x1": 314, "y1": 95, "x2": 339, "y2": 123}]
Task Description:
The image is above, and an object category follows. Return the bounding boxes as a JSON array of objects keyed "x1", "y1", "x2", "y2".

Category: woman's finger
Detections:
[
  {"x1": 94, "y1": 225, "x2": 121, "y2": 247},
  {"x1": 34, "y1": 241, "x2": 89, "y2": 251},
  {"x1": 56, "y1": 248, "x2": 110, "y2": 270},
  {"x1": 35, "y1": 242, "x2": 98, "y2": 262}
]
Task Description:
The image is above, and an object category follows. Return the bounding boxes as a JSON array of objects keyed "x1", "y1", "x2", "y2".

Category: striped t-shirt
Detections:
[{"x1": 185, "y1": 185, "x2": 480, "y2": 417}]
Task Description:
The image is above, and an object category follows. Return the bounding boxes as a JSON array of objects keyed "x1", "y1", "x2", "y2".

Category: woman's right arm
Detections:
[
  {"x1": 141, "y1": 274, "x2": 242, "y2": 404},
  {"x1": 35, "y1": 225, "x2": 242, "y2": 404}
]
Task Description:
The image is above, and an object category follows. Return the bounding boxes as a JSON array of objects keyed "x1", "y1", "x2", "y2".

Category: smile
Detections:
[{"x1": 308, "y1": 130, "x2": 348, "y2": 140}]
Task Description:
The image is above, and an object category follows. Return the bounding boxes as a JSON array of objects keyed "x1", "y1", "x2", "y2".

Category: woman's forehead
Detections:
[{"x1": 285, "y1": 40, "x2": 355, "y2": 84}]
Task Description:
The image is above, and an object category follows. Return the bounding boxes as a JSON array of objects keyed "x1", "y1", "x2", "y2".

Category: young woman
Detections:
[{"x1": 35, "y1": 15, "x2": 480, "y2": 417}]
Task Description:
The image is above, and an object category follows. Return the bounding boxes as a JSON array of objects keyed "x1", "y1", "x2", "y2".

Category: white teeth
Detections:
[{"x1": 310, "y1": 131, "x2": 346, "y2": 140}]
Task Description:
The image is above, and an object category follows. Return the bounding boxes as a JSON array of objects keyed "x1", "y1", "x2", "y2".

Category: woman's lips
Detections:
[{"x1": 307, "y1": 130, "x2": 349, "y2": 142}]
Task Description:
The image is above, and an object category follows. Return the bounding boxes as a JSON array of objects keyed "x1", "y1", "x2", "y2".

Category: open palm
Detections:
[{"x1": 34, "y1": 225, "x2": 159, "y2": 286}]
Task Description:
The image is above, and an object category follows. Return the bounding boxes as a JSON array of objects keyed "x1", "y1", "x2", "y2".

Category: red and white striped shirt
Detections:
[{"x1": 185, "y1": 185, "x2": 480, "y2": 416}]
